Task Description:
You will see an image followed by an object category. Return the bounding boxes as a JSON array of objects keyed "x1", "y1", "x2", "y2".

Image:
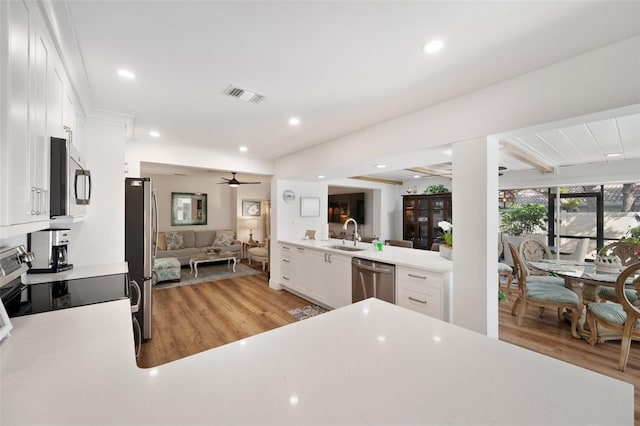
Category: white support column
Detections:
[{"x1": 452, "y1": 137, "x2": 499, "y2": 337}]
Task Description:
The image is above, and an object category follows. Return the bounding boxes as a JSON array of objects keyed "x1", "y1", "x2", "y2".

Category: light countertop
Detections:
[
  {"x1": 278, "y1": 238, "x2": 453, "y2": 273},
  {"x1": 21, "y1": 262, "x2": 129, "y2": 284},
  {"x1": 1, "y1": 298, "x2": 632, "y2": 425}
]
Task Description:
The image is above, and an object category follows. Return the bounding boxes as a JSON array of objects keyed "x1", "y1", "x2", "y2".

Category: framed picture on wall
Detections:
[
  {"x1": 300, "y1": 197, "x2": 320, "y2": 217},
  {"x1": 242, "y1": 200, "x2": 261, "y2": 217}
]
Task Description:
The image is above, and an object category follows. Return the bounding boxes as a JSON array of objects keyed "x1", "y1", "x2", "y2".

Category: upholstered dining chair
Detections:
[
  {"x1": 517, "y1": 238, "x2": 565, "y2": 286},
  {"x1": 508, "y1": 243, "x2": 583, "y2": 338},
  {"x1": 597, "y1": 242, "x2": 640, "y2": 304},
  {"x1": 498, "y1": 239, "x2": 513, "y2": 294},
  {"x1": 586, "y1": 262, "x2": 640, "y2": 371},
  {"x1": 558, "y1": 238, "x2": 591, "y2": 262}
]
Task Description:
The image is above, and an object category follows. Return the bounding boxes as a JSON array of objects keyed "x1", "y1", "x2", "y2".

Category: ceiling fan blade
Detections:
[{"x1": 237, "y1": 181, "x2": 262, "y2": 185}]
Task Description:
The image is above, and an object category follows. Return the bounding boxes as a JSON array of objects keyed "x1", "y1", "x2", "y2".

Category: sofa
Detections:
[{"x1": 155, "y1": 229, "x2": 241, "y2": 266}]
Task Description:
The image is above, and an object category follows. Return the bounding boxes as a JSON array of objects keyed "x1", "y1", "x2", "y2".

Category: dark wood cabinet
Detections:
[{"x1": 402, "y1": 193, "x2": 452, "y2": 250}]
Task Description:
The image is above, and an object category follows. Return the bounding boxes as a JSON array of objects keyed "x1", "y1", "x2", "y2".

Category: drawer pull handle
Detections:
[
  {"x1": 282, "y1": 276, "x2": 290, "y2": 281},
  {"x1": 297, "y1": 248, "x2": 305, "y2": 251},
  {"x1": 283, "y1": 259, "x2": 290, "y2": 263},
  {"x1": 408, "y1": 296, "x2": 427, "y2": 304},
  {"x1": 408, "y1": 274, "x2": 427, "y2": 280},
  {"x1": 283, "y1": 246, "x2": 290, "y2": 250}
]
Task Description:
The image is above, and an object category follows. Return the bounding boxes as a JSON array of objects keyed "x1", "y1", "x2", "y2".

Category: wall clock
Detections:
[{"x1": 282, "y1": 189, "x2": 296, "y2": 203}]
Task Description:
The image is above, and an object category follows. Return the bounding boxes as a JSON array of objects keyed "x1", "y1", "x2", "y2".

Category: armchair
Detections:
[{"x1": 586, "y1": 262, "x2": 640, "y2": 371}]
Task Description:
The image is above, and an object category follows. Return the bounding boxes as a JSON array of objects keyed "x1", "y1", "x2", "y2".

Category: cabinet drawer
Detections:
[
  {"x1": 396, "y1": 266, "x2": 444, "y2": 288},
  {"x1": 397, "y1": 284, "x2": 442, "y2": 319},
  {"x1": 280, "y1": 268, "x2": 294, "y2": 287},
  {"x1": 280, "y1": 255, "x2": 293, "y2": 269}
]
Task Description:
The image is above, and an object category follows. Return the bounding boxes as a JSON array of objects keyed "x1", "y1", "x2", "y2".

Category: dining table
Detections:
[{"x1": 526, "y1": 259, "x2": 636, "y2": 342}]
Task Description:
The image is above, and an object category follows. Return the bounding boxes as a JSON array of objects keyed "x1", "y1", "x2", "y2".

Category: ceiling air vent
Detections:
[{"x1": 223, "y1": 85, "x2": 266, "y2": 104}]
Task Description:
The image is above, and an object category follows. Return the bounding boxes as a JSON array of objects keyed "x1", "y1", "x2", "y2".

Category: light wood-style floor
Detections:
[
  {"x1": 137, "y1": 263, "x2": 309, "y2": 368},
  {"x1": 138, "y1": 264, "x2": 639, "y2": 423}
]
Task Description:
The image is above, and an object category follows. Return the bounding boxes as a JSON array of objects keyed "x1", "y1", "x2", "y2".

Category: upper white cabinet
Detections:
[{"x1": 0, "y1": 0, "x2": 83, "y2": 238}]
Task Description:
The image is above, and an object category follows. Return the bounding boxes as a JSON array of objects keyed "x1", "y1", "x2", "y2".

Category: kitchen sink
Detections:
[{"x1": 328, "y1": 245, "x2": 368, "y2": 252}]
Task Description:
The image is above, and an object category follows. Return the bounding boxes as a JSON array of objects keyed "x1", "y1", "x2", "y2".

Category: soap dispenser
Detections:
[{"x1": 371, "y1": 236, "x2": 379, "y2": 252}]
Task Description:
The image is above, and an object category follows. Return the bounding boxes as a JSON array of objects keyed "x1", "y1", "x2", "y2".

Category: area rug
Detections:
[
  {"x1": 154, "y1": 263, "x2": 261, "y2": 290},
  {"x1": 288, "y1": 304, "x2": 329, "y2": 321}
]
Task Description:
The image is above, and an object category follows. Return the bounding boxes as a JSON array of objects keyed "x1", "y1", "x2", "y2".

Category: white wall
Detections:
[
  {"x1": 236, "y1": 182, "x2": 271, "y2": 243},
  {"x1": 147, "y1": 174, "x2": 236, "y2": 232},
  {"x1": 452, "y1": 138, "x2": 499, "y2": 337},
  {"x1": 66, "y1": 118, "x2": 126, "y2": 265},
  {"x1": 125, "y1": 140, "x2": 274, "y2": 179},
  {"x1": 147, "y1": 173, "x2": 271, "y2": 242}
]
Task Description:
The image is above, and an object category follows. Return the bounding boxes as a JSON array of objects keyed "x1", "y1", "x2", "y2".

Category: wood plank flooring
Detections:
[
  {"x1": 499, "y1": 297, "x2": 639, "y2": 423},
  {"x1": 137, "y1": 263, "x2": 309, "y2": 368},
  {"x1": 138, "y1": 265, "x2": 638, "y2": 423}
]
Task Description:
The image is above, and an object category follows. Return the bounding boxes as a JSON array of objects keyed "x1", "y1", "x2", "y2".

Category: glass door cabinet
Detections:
[{"x1": 402, "y1": 193, "x2": 452, "y2": 250}]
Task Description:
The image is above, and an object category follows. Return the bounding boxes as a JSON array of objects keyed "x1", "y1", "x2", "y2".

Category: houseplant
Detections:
[
  {"x1": 438, "y1": 221, "x2": 453, "y2": 260},
  {"x1": 500, "y1": 203, "x2": 547, "y2": 266},
  {"x1": 424, "y1": 184, "x2": 449, "y2": 194}
]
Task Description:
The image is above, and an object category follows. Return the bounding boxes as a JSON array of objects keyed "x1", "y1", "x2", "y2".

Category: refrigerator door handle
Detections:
[{"x1": 152, "y1": 190, "x2": 159, "y2": 258}]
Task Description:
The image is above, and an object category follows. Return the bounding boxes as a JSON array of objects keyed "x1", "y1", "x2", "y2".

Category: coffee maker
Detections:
[{"x1": 27, "y1": 229, "x2": 73, "y2": 273}]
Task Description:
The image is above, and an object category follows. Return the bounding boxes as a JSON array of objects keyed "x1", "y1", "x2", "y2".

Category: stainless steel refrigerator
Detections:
[{"x1": 124, "y1": 177, "x2": 157, "y2": 340}]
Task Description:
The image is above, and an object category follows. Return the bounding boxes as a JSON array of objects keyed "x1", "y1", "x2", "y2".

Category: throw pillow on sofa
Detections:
[
  {"x1": 165, "y1": 232, "x2": 185, "y2": 250},
  {"x1": 214, "y1": 233, "x2": 234, "y2": 246},
  {"x1": 156, "y1": 232, "x2": 167, "y2": 251}
]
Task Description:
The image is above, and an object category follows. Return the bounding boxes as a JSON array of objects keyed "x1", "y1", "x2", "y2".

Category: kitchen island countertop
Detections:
[
  {"x1": 0, "y1": 298, "x2": 632, "y2": 425},
  {"x1": 278, "y1": 238, "x2": 453, "y2": 273}
]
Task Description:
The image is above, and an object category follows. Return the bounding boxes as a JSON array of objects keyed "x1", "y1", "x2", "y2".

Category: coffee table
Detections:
[{"x1": 189, "y1": 253, "x2": 237, "y2": 277}]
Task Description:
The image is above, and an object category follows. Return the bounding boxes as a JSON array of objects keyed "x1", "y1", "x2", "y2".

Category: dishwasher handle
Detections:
[{"x1": 353, "y1": 263, "x2": 394, "y2": 274}]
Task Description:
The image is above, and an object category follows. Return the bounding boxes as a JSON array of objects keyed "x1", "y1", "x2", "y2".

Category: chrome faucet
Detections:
[{"x1": 343, "y1": 218, "x2": 360, "y2": 247}]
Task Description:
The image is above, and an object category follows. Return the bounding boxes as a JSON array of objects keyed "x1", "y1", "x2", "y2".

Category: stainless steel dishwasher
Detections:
[{"x1": 352, "y1": 257, "x2": 395, "y2": 303}]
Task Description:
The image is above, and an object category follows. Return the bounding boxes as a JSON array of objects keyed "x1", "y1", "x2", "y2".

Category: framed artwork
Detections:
[
  {"x1": 300, "y1": 197, "x2": 320, "y2": 217},
  {"x1": 0, "y1": 298, "x2": 12, "y2": 345},
  {"x1": 242, "y1": 200, "x2": 261, "y2": 217},
  {"x1": 171, "y1": 192, "x2": 207, "y2": 226}
]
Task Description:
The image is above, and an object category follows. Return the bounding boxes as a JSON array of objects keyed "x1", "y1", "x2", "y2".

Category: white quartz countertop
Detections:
[
  {"x1": 279, "y1": 238, "x2": 453, "y2": 272},
  {"x1": 1, "y1": 298, "x2": 632, "y2": 425},
  {"x1": 21, "y1": 262, "x2": 129, "y2": 284}
]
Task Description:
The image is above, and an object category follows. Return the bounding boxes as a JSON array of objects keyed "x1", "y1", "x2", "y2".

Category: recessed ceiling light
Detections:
[
  {"x1": 117, "y1": 69, "x2": 136, "y2": 79},
  {"x1": 375, "y1": 164, "x2": 387, "y2": 169},
  {"x1": 239, "y1": 146, "x2": 248, "y2": 152},
  {"x1": 317, "y1": 175, "x2": 325, "y2": 179},
  {"x1": 288, "y1": 117, "x2": 301, "y2": 126},
  {"x1": 606, "y1": 153, "x2": 621, "y2": 157},
  {"x1": 149, "y1": 131, "x2": 160, "y2": 138},
  {"x1": 422, "y1": 39, "x2": 444, "y2": 54},
  {"x1": 413, "y1": 175, "x2": 421, "y2": 179}
]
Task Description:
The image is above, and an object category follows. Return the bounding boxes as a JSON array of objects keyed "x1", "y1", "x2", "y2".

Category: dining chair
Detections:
[
  {"x1": 597, "y1": 242, "x2": 640, "y2": 304},
  {"x1": 558, "y1": 238, "x2": 590, "y2": 262},
  {"x1": 508, "y1": 243, "x2": 583, "y2": 338},
  {"x1": 517, "y1": 238, "x2": 565, "y2": 285},
  {"x1": 498, "y1": 239, "x2": 513, "y2": 294},
  {"x1": 384, "y1": 239, "x2": 413, "y2": 248},
  {"x1": 585, "y1": 262, "x2": 640, "y2": 371}
]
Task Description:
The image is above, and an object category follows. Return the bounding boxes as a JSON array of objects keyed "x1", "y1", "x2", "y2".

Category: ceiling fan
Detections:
[{"x1": 218, "y1": 172, "x2": 261, "y2": 187}]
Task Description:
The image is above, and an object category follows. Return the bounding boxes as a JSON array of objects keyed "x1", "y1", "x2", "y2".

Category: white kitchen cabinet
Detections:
[
  {"x1": 396, "y1": 265, "x2": 451, "y2": 321},
  {"x1": 279, "y1": 244, "x2": 296, "y2": 290},
  {"x1": 279, "y1": 243, "x2": 311, "y2": 295},
  {"x1": 0, "y1": 0, "x2": 51, "y2": 237},
  {"x1": 325, "y1": 252, "x2": 351, "y2": 308},
  {"x1": 289, "y1": 247, "x2": 351, "y2": 309}
]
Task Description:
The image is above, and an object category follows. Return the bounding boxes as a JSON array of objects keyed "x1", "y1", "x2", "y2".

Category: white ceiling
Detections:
[{"x1": 62, "y1": 0, "x2": 640, "y2": 172}]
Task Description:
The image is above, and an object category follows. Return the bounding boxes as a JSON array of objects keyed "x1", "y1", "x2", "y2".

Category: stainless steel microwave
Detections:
[{"x1": 50, "y1": 135, "x2": 91, "y2": 218}]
